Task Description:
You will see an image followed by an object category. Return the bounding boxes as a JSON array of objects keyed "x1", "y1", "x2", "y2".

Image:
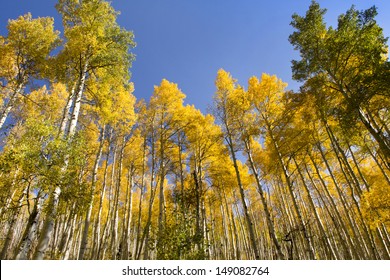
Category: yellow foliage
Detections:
[
  {"x1": 17, "y1": 83, "x2": 67, "y2": 123},
  {"x1": 361, "y1": 184, "x2": 390, "y2": 230},
  {"x1": 248, "y1": 73, "x2": 287, "y2": 123},
  {"x1": 150, "y1": 79, "x2": 186, "y2": 114},
  {"x1": 6, "y1": 13, "x2": 60, "y2": 77}
]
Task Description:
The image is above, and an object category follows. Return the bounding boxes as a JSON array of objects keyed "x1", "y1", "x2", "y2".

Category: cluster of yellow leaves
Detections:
[
  {"x1": 248, "y1": 73, "x2": 287, "y2": 126},
  {"x1": 361, "y1": 184, "x2": 390, "y2": 230},
  {"x1": 6, "y1": 13, "x2": 60, "y2": 78},
  {"x1": 17, "y1": 83, "x2": 67, "y2": 123}
]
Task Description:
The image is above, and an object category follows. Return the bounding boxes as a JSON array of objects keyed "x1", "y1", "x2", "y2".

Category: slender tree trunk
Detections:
[
  {"x1": 193, "y1": 167, "x2": 204, "y2": 255},
  {"x1": 220, "y1": 203, "x2": 229, "y2": 259},
  {"x1": 226, "y1": 134, "x2": 260, "y2": 259},
  {"x1": 266, "y1": 122, "x2": 315, "y2": 259},
  {"x1": 104, "y1": 143, "x2": 117, "y2": 258},
  {"x1": 121, "y1": 167, "x2": 134, "y2": 259},
  {"x1": 58, "y1": 84, "x2": 76, "y2": 136},
  {"x1": 304, "y1": 161, "x2": 345, "y2": 259},
  {"x1": 325, "y1": 124, "x2": 378, "y2": 259},
  {"x1": 33, "y1": 186, "x2": 61, "y2": 260},
  {"x1": 137, "y1": 133, "x2": 157, "y2": 260},
  {"x1": 293, "y1": 157, "x2": 337, "y2": 259},
  {"x1": 79, "y1": 126, "x2": 105, "y2": 259},
  {"x1": 358, "y1": 108, "x2": 390, "y2": 168},
  {"x1": 233, "y1": 201, "x2": 251, "y2": 259},
  {"x1": 0, "y1": 84, "x2": 23, "y2": 130},
  {"x1": 231, "y1": 206, "x2": 241, "y2": 259},
  {"x1": 177, "y1": 135, "x2": 186, "y2": 219},
  {"x1": 111, "y1": 137, "x2": 125, "y2": 259},
  {"x1": 15, "y1": 197, "x2": 43, "y2": 260},
  {"x1": 140, "y1": 180, "x2": 157, "y2": 260},
  {"x1": 157, "y1": 130, "x2": 166, "y2": 258},
  {"x1": 92, "y1": 148, "x2": 109, "y2": 259},
  {"x1": 244, "y1": 139, "x2": 285, "y2": 259},
  {"x1": 133, "y1": 137, "x2": 147, "y2": 259},
  {"x1": 134, "y1": 183, "x2": 144, "y2": 259},
  {"x1": 221, "y1": 189, "x2": 235, "y2": 259},
  {"x1": 0, "y1": 186, "x2": 28, "y2": 259},
  {"x1": 66, "y1": 62, "x2": 88, "y2": 138},
  {"x1": 365, "y1": 144, "x2": 390, "y2": 185},
  {"x1": 314, "y1": 142, "x2": 363, "y2": 259},
  {"x1": 32, "y1": 59, "x2": 89, "y2": 260},
  {"x1": 58, "y1": 203, "x2": 76, "y2": 257},
  {"x1": 347, "y1": 143, "x2": 370, "y2": 191}
]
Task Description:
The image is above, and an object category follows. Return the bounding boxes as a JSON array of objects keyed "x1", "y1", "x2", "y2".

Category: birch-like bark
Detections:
[
  {"x1": 0, "y1": 84, "x2": 23, "y2": 130},
  {"x1": 58, "y1": 84, "x2": 76, "y2": 137},
  {"x1": 91, "y1": 139, "x2": 111, "y2": 259},
  {"x1": 226, "y1": 134, "x2": 260, "y2": 260},
  {"x1": 0, "y1": 186, "x2": 28, "y2": 259},
  {"x1": 79, "y1": 126, "x2": 105, "y2": 259},
  {"x1": 293, "y1": 157, "x2": 337, "y2": 259},
  {"x1": 111, "y1": 137, "x2": 125, "y2": 259},
  {"x1": 32, "y1": 57, "x2": 89, "y2": 259},
  {"x1": 33, "y1": 186, "x2": 61, "y2": 260},
  {"x1": 15, "y1": 197, "x2": 43, "y2": 260},
  {"x1": 133, "y1": 138, "x2": 146, "y2": 259},
  {"x1": 244, "y1": 139, "x2": 285, "y2": 260},
  {"x1": 66, "y1": 62, "x2": 88, "y2": 138},
  {"x1": 121, "y1": 167, "x2": 133, "y2": 259}
]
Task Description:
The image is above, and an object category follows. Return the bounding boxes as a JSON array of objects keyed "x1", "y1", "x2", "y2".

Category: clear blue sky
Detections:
[{"x1": 0, "y1": 0, "x2": 389, "y2": 112}]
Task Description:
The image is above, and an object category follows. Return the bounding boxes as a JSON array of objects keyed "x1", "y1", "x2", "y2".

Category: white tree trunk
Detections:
[
  {"x1": 33, "y1": 186, "x2": 61, "y2": 260},
  {"x1": 15, "y1": 197, "x2": 43, "y2": 260},
  {"x1": 67, "y1": 63, "x2": 88, "y2": 138},
  {"x1": 0, "y1": 85, "x2": 23, "y2": 130},
  {"x1": 79, "y1": 127, "x2": 105, "y2": 259}
]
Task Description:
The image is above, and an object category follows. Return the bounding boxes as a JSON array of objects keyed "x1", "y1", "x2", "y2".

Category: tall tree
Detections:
[
  {"x1": 289, "y1": 1, "x2": 390, "y2": 167},
  {"x1": 33, "y1": 0, "x2": 135, "y2": 260},
  {"x1": 213, "y1": 69, "x2": 260, "y2": 260},
  {"x1": 0, "y1": 14, "x2": 60, "y2": 130}
]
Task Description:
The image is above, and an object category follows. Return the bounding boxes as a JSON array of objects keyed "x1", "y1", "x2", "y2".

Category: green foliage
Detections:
[
  {"x1": 155, "y1": 208, "x2": 206, "y2": 260},
  {"x1": 55, "y1": 0, "x2": 135, "y2": 84},
  {"x1": 290, "y1": 0, "x2": 390, "y2": 166}
]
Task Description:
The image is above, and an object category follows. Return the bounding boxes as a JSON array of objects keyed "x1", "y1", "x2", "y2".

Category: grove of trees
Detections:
[{"x1": 0, "y1": 0, "x2": 389, "y2": 260}]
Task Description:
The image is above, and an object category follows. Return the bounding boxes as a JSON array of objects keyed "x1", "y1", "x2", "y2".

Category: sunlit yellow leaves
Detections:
[
  {"x1": 123, "y1": 132, "x2": 146, "y2": 171},
  {"x1": 6, "y1": 13, "x2": 60, "y2": 78},
  {"x1": 16, "y1": 83, "x2": 67, "y2": 123},
  {"x1": 150, "y1": 79, "x2": 186, "y2": 114},
  {"x1": 183, "y1": 106, "x2": 224, "y2": 161},
  {"x1": 248, "y1": 73, "x2": 287, "y2": 123},
  {"x1": 215, "y1": 69, "x2": 235, "y2": 94},
  {"x1": 56, "y1": 0, "x2": 135, "y2": 89},
  {"x1": 216, "y1": 69, "x2": 250, "y2": 114},
  {"x1": 0, "y1": 37, "x2": 17, "y2": 83},
  {"x1": 361, "y1": 185, "x2": 390, "y2": 230},
  {"x1": 58, "y1": 0, "x2": 116, "y2": 52},
  {"x1": 83, "y1": 71, "x2": 136, "y2": 130},
  {"x1": 0, "y1": 13, "x2": 60, "y2": 130},
  {"x1": 214, "y1": 69, "x2": 254, "y2": 143}
]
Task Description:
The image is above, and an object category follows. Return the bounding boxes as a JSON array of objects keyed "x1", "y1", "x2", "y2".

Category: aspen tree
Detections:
[
  {"x1": 213, "y1": 69, "x2": 260, "y2": 260},
  {"x1": 290, "y1": 1, "x2": 390, "y2": 167},
  {"x1": 0, "y1": 14, "x2": 60, "y2": 130},
  {"x1": 34, "y1": 0, "x2": 135, "y2": 259}
]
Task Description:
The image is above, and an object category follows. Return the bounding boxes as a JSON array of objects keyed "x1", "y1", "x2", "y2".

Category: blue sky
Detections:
[{"x1": 0, "y1": 0, "x2": 389, "y2": 112}]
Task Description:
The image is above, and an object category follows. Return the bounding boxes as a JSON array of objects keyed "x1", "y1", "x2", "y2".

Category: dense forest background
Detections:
[{"x1": 0, "y1": 0, "x2": 389, "y2": 260}]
